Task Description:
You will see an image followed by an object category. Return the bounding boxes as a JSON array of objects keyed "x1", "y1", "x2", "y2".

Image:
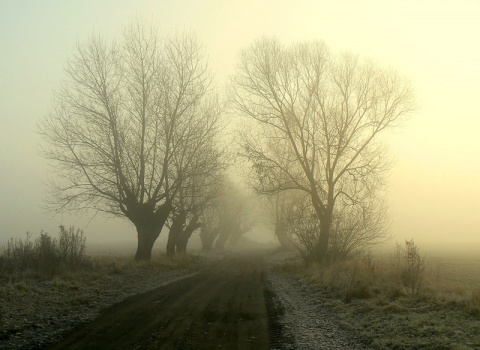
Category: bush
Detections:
[
  {"x1": 395, "y1": 239, "x2": 426, "y2": 296},
  {"x1": 0, "y1": 226, "x2": 89, "y2": 280},
  {"x1": 2, "y1": 233, "x2": 36, "y2": 274},
  {"x1": 58, "y1": 225, "x2": 87, "y2": 267},
  {"x1": 285, "y1": 197, "x2": 388, "y2": 264},
  {"x1": 36, "y1": 231, "x2": 60, "y2": 277}
]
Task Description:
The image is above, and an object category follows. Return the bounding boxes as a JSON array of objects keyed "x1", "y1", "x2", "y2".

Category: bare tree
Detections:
[
  {"x1": 166, "y1": 129, "x2": 227, "y2": 257},
  {"x1": 230, "y1": 38, "x2": 415, "y2": 262},
  {"x1": 213, "y1": 180, "x2": 254, "y2": 250},
  {"x1": 198, "y1": 177, "x2": 253, "y2": 250},
  {"x1": 39, "y1": 23, "x2": 218, "y2": 260}
]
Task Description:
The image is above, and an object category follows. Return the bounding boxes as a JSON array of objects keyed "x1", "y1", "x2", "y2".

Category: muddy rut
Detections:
[{"x1": 48, "y1": 255, "x2": 278, "y2": 349}]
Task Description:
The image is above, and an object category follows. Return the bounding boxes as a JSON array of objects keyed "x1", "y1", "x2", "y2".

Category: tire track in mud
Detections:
[
  {"x1": 265, "y1": 283, "x2": 296, "y2": 350},
  {"x1": 48, "y1": 255, "x2": 272, "y2": 349}
]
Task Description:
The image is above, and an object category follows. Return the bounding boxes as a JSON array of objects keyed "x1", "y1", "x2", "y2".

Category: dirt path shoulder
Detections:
[{"x1": 266, "y1": 269, "x2": 368, "y2": 350}]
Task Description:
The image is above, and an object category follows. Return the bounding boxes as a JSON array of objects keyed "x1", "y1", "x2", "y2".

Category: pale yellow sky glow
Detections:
[{"x1": 0, "y1": 1, "x2": 479, "y2": 250}]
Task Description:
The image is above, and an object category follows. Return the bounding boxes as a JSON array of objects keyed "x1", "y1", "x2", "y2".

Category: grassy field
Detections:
[
  {"x1": 427, "y1": 254, "x2": 480, "y2": 289},
  {"x1": 279, "y1": 243, "x2": 480, "y2": 349}
]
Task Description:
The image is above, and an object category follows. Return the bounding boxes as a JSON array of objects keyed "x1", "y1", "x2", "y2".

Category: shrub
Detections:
[
  {"x1": 0, "y1": 226, "x2": 89, "y2": 280},
  {"x1": 395, "y1": 239, "x2": 426, "y2": 296},
  {"x1": 58, "y1": 225, "x2": 87, "y2": 267},
  {"x1": 1, "y1": 233, "x2": 36, "y2": 275},
  {"x1": 36, "y1": 231, "x2": 60, "y2": 277},
  {"x1": 285, "y1": 197, "x2": 388, "y2": 264}
]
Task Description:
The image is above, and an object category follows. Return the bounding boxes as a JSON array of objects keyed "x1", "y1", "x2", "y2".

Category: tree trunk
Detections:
[
  {"x1": 132, "y1": 201, "x2": 172, "y2": 261},
  {"x1": 313, "y1": 212, "x2": 332, "y2": 263},
  {"x1": 135, "y1": 225, "x2": 160, "y2": 261},
  {"x1": 177, "y1": 217, "x2": 201, "y2": 255},
  {"x1": 310, "y1": 187, "x2": 334, "y2": 264},
  {"x1": 165, "y1": 230, "x2": 178, "y2": 257},
  {"x1": 167, "y1": 214, "x2": 186, "y2": 257},
  {"x1": 200, "y1": 226, "x2": 218, "y2": 251},
  {"x1": 215, "y1": 229, "x2": 230, "y2": 250}
]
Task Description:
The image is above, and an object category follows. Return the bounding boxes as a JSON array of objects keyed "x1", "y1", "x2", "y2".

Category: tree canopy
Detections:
[
  {"x1": 39, "y1": 24, "x2": 225, "y2": 260},
  {"x1": 230, "y1": 38, "x2": 415, "y2": 262}
]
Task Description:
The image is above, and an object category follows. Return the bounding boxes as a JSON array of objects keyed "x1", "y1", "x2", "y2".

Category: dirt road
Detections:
[{"x1": 48, "y1": 255, "x2": 277, "y2": 349}]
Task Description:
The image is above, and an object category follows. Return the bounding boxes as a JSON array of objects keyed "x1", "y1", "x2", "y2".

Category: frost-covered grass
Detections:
[
  {"x1": 0, "y1": 247, "x2": 201, "y2": 348},
  {"x1": 275, "y1": 245, "x2": 480, "y2": 349},
  {"x1": 0, "y1": 228, "x2": 203, "y2": 348}
]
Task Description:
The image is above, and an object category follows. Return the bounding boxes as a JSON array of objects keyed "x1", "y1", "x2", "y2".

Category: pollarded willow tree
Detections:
[
  {"x1": 166, "y1": 111, "x2": 227, "y2": 256},
  {"x1": 230, "y1": 38, "x2": 415, "y2": 263},
  {"x1": 39, "y1": 23, "x2": 223, "y2": 260}
]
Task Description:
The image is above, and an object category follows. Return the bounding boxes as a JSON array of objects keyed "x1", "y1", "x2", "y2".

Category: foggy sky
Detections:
[{"x1": 0, "y1": 0, "x2": 479, "y2": 250}]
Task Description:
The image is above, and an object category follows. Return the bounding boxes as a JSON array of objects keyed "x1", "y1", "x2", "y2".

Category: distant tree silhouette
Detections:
[{"x1": 199, "y1": 178, "x2": 253, "y2": 251}]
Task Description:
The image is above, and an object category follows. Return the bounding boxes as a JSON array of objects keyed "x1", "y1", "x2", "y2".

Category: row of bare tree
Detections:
[{"x1": 39, "y1": 23, "x2": 415, "y2": 262}]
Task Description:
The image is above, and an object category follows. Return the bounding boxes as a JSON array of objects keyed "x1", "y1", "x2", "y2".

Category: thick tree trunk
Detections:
[
  {"x1": 165, "y1": 230, "x2": 178, "y2": 257},
  {"x1": 167, "y1": 214, "x2": 186, "y2": 257},
  {"x1": 132, "y1": 201, "x2": 172, "y2": 261},
  {"x1": 176, "y1": 239, "x2": 187, "y2": 255},
  {"x1": 214, "y1": 217, "x2": 233, "y2": 250},
  {"x1": 200, "y1": 226, "x2": 218, "y2": 251},
  {"x1": 135, "y1": 225, "x2": 159, "y2": 261},
  {"x1": 176, "y1": 217, "x2": 201, "y2": 255},
  {"x1": 310, "y1": 187, "x2": 334, "y2": 264},
  {"x1": 215, "y1": 229, "x2": 230, "y2": 250},
  {"x1": 313, "y1": 212, "x2": 332, "y2": 263}
]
